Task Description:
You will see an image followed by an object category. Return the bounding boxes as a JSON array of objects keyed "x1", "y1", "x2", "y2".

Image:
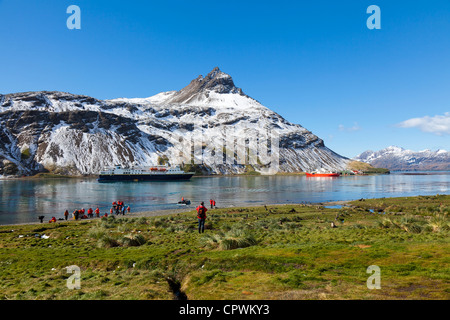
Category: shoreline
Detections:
[
  {"x1": 0, "y1": 200, "x2": 354, "y2": 227},
  {"x1": 1, "y1": 172, "x2": 308, "y2": 181},
  {"x1": 2, "y1": 170, "x2": 448, "y2": 182},
  {"x1": 2, "y1": 192, "x2": 449, "y2": 227}
]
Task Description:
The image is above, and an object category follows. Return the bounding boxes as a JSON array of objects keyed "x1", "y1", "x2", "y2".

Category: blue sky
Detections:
[{"x1": 0, "y1": 0, "x2": 449, "y2": 158}]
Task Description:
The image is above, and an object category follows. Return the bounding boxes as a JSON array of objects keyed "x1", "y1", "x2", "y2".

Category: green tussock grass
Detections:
[{"x1": 0, "y1": 195, "x2": 449, "y2": 300}]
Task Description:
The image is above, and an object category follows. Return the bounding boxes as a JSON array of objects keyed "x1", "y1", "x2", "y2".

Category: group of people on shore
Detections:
[
  {"x1": 43, "y1": 200, "x2": 131, "y2": 223},
  {"x1": 43, "y1": 197, "x2": 215, "y2": 233},
  {"x1": 111, "y1": 201, "x2": 129, "y2": 216},
  {"x1": 65, "y1": 207, "x2": 102, "y2": 221}
]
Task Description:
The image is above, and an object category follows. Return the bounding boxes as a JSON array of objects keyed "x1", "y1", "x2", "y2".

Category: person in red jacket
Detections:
[
  {"x1": 196, "y1": 202, "x2": 208, "y2": 234},
  {"x1": 95, "y1": 207, "x2": 100, "y2": 218},
  {"x1": 210, "y1": 199, "x2": 213, "y2": 209},
  {"x1": 87, "y1": 208, "x2": 93, "y2": 218},
  {"x1": 213, "y1": 200, "x2": 216, "y2": 208}
]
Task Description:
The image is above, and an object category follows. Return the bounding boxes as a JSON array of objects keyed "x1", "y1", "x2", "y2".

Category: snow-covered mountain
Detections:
[
  {"x1": 0, "y1": 67, "x2": 350, "y2": 177},
  {"x1": 354, "y1": 146, "x2": 450, "y2": 171}
]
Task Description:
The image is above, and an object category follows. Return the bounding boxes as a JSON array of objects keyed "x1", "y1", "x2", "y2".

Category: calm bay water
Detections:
[{"x1": 0, "y1": 172, "x2": 449, "y2": 225}]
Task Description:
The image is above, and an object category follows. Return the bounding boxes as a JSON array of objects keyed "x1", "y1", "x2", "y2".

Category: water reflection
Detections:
[{"x1": 0, "y1": 172, "x2": 448, "y2": 225}]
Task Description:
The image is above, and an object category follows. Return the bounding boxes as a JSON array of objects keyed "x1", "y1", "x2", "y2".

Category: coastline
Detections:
[
  {"x1": 0, "y1": 207, "x2": 195, "y2": 227},
  {"x1": 2, "y1": 189, "x2": 448, "y2": 227},
  {"x1": 4, "y1": 170, "x2": 447, "y2": 182},
  {"x1": 4, "y1": 170, "x2": 447, "y2": 183},
  {"x1": 0, "y1": 200, "x2": 353, "y2": 227},
  {"x1": 2, "y1": 172, "x2": 308, "y2": 180}
]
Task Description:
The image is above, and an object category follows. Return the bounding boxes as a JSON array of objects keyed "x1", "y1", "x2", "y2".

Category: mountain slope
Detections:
[
  {"x1": 0, "y1": 67, "x2": 349, "y2": 177},
  {"x1": 354, "y1": 146, "x2": 450, "y2": 171}
]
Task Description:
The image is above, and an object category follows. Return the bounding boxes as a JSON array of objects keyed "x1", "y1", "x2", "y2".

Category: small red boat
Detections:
[{"x1": 306, "y1": 172, "x2": 340, "y2": 177}]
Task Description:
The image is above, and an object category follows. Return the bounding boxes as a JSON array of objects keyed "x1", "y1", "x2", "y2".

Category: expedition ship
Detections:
[
  {"x1": 305, "y1": 168, "x2": 341, "y2": 177},
  {"x1": 98, "y1": 165, "x2": 194, "y2": 182}
]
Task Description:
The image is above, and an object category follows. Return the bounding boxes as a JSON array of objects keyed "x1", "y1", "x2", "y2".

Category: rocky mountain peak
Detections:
[
  {"x1": 164, "y1": 67, "x2": 245, "y2": 105},
  {"x1": 205, "y1": 66, "x2": 230, "y2": 80},
  {"x1": 202, "y1": 67, "x2": 242, "y2": 93}
]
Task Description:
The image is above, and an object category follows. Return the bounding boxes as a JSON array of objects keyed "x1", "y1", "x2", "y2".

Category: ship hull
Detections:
[
  {"x1": 305, "y1": 173, "x2": 340, "y2": 177},
  {"x1": 98, "y1": 173, "x2": 194, "y2": 182}
]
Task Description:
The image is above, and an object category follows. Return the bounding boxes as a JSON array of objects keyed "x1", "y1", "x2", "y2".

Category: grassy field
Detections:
[{"x1": 0, "y1": 195, "x2": 448, "y2": 300}]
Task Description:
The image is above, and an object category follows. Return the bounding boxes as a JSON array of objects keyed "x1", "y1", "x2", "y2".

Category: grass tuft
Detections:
[{"x1": 202, "y1": 229, "x2": 258, "y2": 251}]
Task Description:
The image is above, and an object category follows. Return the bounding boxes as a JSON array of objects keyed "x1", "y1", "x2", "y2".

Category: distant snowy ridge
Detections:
[
  {"x1": 354, "y1": 146, "x2": 450, "y2": 171},
  {"x1": 0, "y1": 67, "x2": 350, "y2": 177}
]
